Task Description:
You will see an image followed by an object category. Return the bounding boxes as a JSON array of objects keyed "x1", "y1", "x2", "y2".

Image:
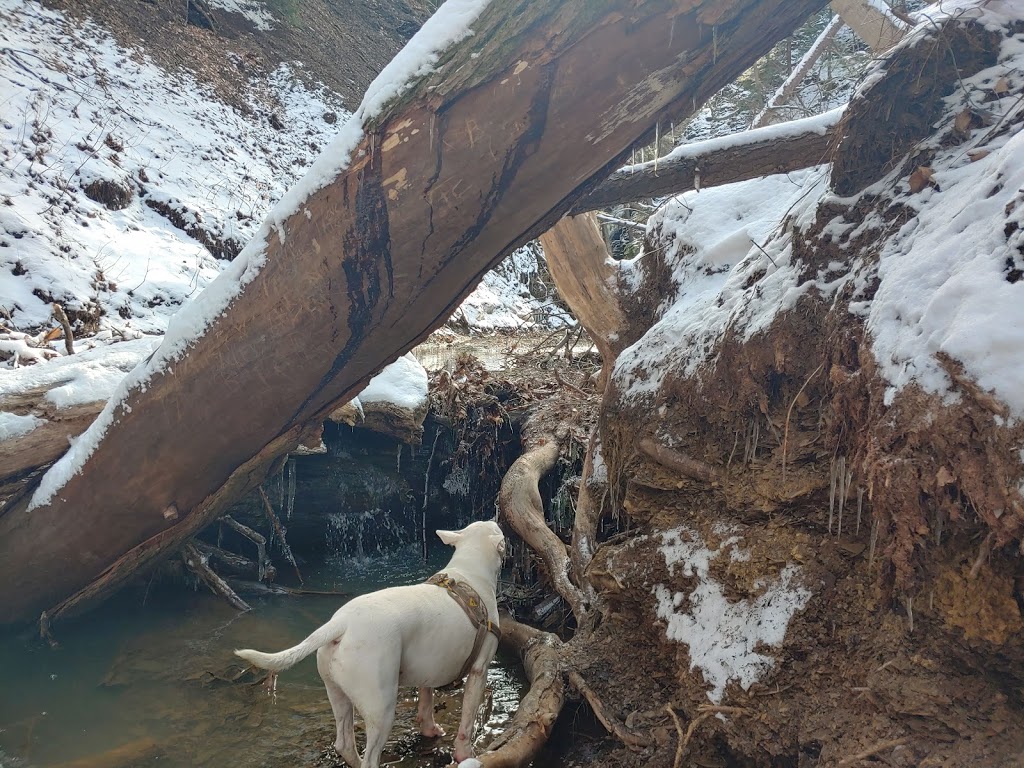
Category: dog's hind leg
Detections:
[
  {"x1": 317, "y1": 646, "x2": 359, "y2": 768},
  {"x1": 323, "y1": 679, "x2": 360, "y2": 768},
  {"x1": 415, "y1": 687, "x2": 445, "y2": 738},
  {"x1": 358, "y1": 690, "x2": 397, "y2": 768}
]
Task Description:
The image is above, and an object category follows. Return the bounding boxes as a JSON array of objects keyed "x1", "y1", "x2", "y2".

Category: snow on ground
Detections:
[
  {"x1": 613, "y1": 167, "x2": 830, "y2": 400},
  {"x1": 359, "y1": 352, "x2": 428, "y2": 412},
  {"x1": 206, "y1": 0, "x2": 276, "y2": 31},
  {"x1": 653, "y1": 526, "x2": 811, "y2": 704}
]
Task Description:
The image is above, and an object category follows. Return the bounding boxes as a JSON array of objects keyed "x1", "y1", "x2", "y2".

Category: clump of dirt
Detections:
[
  {"x1": 831, "y1": 20, "x2": 1000, "y2": 195},
  {"x1": 83, "y1": 177, "x2": 133, "y2": 210}
]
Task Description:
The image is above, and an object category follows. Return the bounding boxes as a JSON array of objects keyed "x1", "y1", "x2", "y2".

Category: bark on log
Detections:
[
  {"x1": 571, "y1": 109, "x2": 842, "y2": 214},
  {"x1": 0, "y1": 0, "x2": 829, "y2": 624},
  {"x1": 475, "y1": 617, "x2": 565, "y2": 768},
  {"x1": 499, "y1": 437, "x2": 589, "y2": 621}
]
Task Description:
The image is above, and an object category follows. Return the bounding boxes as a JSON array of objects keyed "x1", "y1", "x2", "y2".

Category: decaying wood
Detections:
[
  {"x1": 182, "y1": 542, "x2": 250, "y2": 612},
  {"x1": 476, "y1": 617, "x2": 565, "y2": 768},
  {"x1": 499, "y1": 437, "x2": 589, "y2": 621},
  {"x1": 50, "y1": 304, "x2": 75, "y2": 356},
  {"x1": 639, "y1": 438, "x2": 721, "y2": 485},
  {"x1": 0, "y1": 0, "x2": 831, "y2": 624},
  {"x1": 570, "y1": 429, "x2": 604, "y2": 593},
  {"x1": 571, "y1": 109, "x2": 841, "y2": 215}
]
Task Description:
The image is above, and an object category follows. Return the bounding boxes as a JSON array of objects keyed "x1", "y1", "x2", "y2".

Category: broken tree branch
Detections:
[
  {"x1": 257, "y1": 486, "x2": 303, "y2": 584},
  {"x1": 182, "y1": 542, "x2": 250, "y2": 612},
  {"x1": 51, "y1": 303, "x2": 74, "y2": 356}
]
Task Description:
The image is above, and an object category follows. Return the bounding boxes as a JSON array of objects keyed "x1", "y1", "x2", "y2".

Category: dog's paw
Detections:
[
  {"x1": 419, "y1": 724, "x2": 446, "y2": 738},
  {"x1": 453, "y1": 744, "x2": 475, "y2": 763}
]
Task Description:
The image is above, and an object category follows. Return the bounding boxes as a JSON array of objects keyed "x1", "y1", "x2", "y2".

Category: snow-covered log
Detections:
[{"x1": 570, "y1": 108, "x2": 842, "y2": 214}]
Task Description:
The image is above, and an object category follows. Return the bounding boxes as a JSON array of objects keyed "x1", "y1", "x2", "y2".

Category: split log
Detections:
[
  {"x1": 499, "y1": 437, "x2": 589, "y2": 621},
  {"x1": 538, "y1": 213, "x2": 625, "y2": 386},
  {"x1": 475, "y1": 617, "x2": 565, "y2": 768},
  {"x1": 0, "y1": 0, "x2": 830, "y2": 624},
  {"x1": 571, "y1": 108, "x2": 842, "y2": 214}
]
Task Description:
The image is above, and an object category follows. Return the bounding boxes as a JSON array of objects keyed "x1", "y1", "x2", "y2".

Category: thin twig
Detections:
[
  {"x1": 781, "y1": 362, "x2": 824, "y2": 485},
  {"x1": 836, "y1": 737, "x2": 910, "y2": 766}
]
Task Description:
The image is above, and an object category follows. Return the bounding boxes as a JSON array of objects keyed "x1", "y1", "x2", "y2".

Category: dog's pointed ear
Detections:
[
  {"x1": 490, "y1": 531, "x2": 506, "y2": 556},
  {"x1": 436, "y1": 529, "x2": 461, "y2": 547}
]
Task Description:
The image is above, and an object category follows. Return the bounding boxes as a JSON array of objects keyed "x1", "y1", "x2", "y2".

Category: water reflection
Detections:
[{"x1": 0, "y1": 544, "x2": 523, "y2": 767}]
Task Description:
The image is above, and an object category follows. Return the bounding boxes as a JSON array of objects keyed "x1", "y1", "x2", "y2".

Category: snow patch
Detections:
[
  {"x1": 206, "y1": 0, "x2": 276, "y2": 31},
  {"x1": 360, "y1": 354, "x2": 429, "y2": 412},
  {"x1": 654, "y1": 527, "x2": 811, "y2": 703},
  {"x1": 613, "y1": 169, "x2": 830, "y2": 401},
  {"x1": 0, "y1": 412, "x2": 44, "y2": 441}
]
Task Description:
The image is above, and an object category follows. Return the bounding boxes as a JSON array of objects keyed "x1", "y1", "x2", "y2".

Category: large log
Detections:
[
  {"x1": 0, "y1": 0, "x2": 829, "y2": 624},
  {"x1": 570, "y1": 107, "x2": 842, "y2": 214}
]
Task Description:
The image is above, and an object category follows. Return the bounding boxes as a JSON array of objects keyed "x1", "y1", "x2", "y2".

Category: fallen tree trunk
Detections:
[
  {"x1": 0, "y1": 0, "x2": 829, "y2": 624},
  {"x1": 570, "y1": 108, "x2": 842, "y2": 214}
]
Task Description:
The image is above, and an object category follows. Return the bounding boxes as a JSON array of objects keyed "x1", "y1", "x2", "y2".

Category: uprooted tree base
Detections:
[{"x1": 481, "y1": 14, "x2": 1024, "y2": 768}]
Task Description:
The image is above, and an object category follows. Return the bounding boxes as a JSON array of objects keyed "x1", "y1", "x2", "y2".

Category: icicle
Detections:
[
  {"x1": 856, "y1": 487, "x2": 864, "y2": 535},
  {"x1": 422, "y1": 431, "x2": 441, "y2": 560},
  {"x1": 828, "y1": 459, "x2": 837, "y2": 535},
  {"x1": 869, "y1": 517, "x2": 879, "y2": 566},
  {"x1": 836, "y1": 457, "x2": 847, "y2": 537},
  {"x1": 286, "y1": 457, "x2": 296, "y2": 521},
  {"x1": 396, "y1": 443, "x2": 402, "y2": 473}
]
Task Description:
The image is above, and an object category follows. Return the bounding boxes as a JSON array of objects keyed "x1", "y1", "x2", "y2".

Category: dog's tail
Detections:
[{"x1": 235, "y1": 613, "x2": 348, "y2": 673}]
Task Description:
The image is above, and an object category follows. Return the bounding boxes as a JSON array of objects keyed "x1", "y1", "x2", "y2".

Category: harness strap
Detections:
[{"x1": 426, "y1": 572, "x2": 501, "y2": 681}]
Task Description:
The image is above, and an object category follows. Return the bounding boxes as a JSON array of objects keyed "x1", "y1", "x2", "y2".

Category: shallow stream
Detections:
[{"x1": 0, "y1": 545, "x2": 524, "y2": 768}]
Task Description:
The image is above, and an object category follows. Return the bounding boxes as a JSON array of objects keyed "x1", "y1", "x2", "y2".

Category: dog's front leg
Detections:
[
  {"x1": 453, "y1": 635, "x2": 499, "y2": 763},
  {"x1": 416, "y1": 687, "x2": 445, "y2": 737}
]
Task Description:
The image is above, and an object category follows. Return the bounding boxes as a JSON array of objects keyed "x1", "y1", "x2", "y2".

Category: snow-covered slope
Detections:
[{"x1": 0, "y1": 0, "x2": 549, "y2": 370}]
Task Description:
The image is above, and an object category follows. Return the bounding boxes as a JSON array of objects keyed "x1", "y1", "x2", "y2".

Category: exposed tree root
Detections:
[
  {"x1": 474, "y1": 617, "x2": 565, "y2": 768},
  {"x1": 638, "y1": 438, "x2": 721, "y2": 485},
  {"x1": 568, "y1": 669, "x2": 651, "y2": 750},
  {"x1": 498, "y1": 437, "x2": 589, "y2": 621}
]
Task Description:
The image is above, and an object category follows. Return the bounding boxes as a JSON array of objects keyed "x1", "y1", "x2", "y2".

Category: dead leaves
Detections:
[{"x1": 908, "y1": 166, "x2": 936, "y2": 194}]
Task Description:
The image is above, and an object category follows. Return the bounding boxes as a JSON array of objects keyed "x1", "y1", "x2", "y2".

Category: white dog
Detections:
[{"x1": 235, "y1": 520, "x2": 505, "y2": 768}]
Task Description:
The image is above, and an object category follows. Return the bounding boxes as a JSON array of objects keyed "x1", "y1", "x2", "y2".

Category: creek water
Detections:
[{"x1": 0, "y1": 545, "x2": 524, "y2": 768}]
